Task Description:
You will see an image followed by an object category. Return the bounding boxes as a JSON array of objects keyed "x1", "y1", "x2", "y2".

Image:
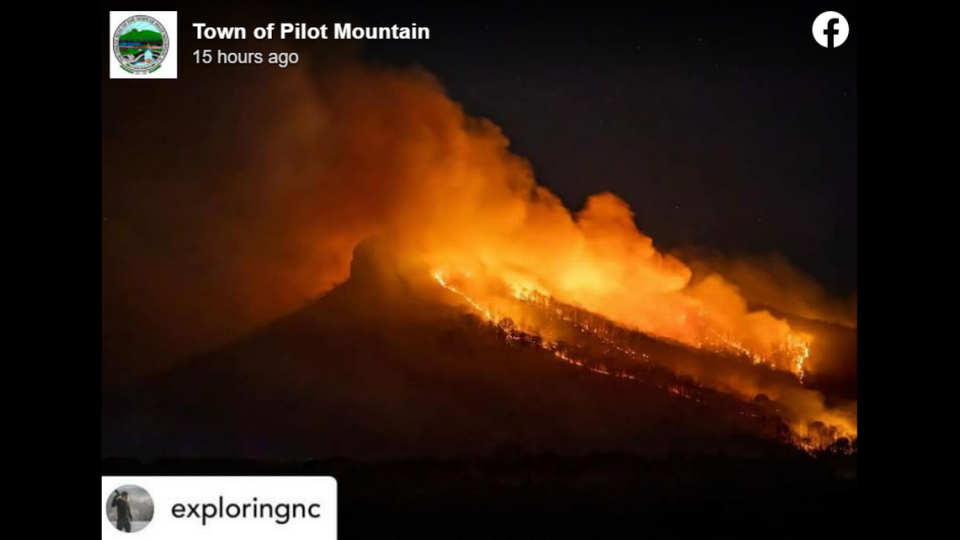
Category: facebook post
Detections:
[{"x1": 102, "y1": 3, "x2": 858, "y2": 538}]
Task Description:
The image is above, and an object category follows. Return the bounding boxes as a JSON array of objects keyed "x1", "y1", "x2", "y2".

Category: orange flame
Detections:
[
  {"x1": 102, "y1": 63, "x2": 856, "y2": 446},
  {"x1": 431, "y1": 269, "x2": 853, "y2": 445}
]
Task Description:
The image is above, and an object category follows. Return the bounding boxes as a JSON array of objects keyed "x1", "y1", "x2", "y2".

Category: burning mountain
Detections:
[
  {"x1": 102, "y1": 63, "x2": 856, "y2": 457},
  {"x1": 103, "y1": 240, "x2": 855, "y2": 459},
  {"x1": 429, "y1": 268, "x2": 856, "y2": 444}
]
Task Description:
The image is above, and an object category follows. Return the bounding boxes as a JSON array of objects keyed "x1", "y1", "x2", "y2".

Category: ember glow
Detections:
[
  {"x1": 434, "y1": 270, "x2": 810, "y2": 378},
  {"x1": 431, "y1": 269, "x2": 854, "y2": 445}
]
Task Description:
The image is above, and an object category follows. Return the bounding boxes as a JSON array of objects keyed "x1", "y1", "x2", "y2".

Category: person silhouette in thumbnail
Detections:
[{"x1": 112, "y1": 490, "x2": 133, "y2": 532}]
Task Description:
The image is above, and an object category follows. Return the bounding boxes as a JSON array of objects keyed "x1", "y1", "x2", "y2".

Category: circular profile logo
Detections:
[
  {"x1": 812, "y1": 11, "x2": 849, "y2": 48},
  {"x1": 113, "y1": 15, "x2": 170, "y2": 74},
  {"x1": 106, "y1": 486, "x2": 154, "y2": 533}
]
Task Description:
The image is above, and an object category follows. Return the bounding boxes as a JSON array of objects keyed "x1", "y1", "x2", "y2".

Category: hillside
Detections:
[{"x1": 103, "y1": 241, "x2": 814, "y2": 460}]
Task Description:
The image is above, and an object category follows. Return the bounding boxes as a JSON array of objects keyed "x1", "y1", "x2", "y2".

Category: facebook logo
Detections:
[{"x1": 813, "y1": 12, "x2": 850, "y2": 48}]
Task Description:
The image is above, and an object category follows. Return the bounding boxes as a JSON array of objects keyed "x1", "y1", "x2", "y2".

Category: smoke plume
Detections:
[{"x1": 102, "y1": 62, "x2": 856, "y2": 438}]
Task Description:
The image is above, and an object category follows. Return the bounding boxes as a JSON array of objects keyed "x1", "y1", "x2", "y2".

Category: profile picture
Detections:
[{"x1": 106, "y1": 486, "x2": 154, "y2": 533}]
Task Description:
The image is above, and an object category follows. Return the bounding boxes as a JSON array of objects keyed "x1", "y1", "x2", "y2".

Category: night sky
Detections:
[
  {"x1": 103, "y1": 2, "x2": 857, "y2": 292},
  {"x1": 355, "y1": 2, "x2": 859, "y2": 294}
]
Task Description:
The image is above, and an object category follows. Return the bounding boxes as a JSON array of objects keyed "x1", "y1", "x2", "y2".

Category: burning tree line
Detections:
[{"x1": 436, "y1": 275, "x2": 855, "y2": 453}]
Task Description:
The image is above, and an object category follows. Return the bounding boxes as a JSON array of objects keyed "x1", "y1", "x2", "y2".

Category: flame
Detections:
[
  {"x1": 103, "y1": 63, "x2": 856, "y2": 448},
  {"x1": 435, "y1": 269, "x2": 812, "y2": 381},
  {"x1": 433, "y1": 272, "x2": 668, "y2": 389},
  {"x1": 433, "y1": 272, "x2": 495, "y2": 321},
  {"x1": 432, "y1": 269, "x2": 854, "y2": 446},
  {"x1": 788, "y1": 333, "x2": 811, "y2": 383}
]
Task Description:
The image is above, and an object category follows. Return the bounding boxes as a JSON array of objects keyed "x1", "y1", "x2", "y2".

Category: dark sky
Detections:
[
  {"x1": 103, "y1": 1, "x2": 857, "y2": 292},
  {"x1": 354, "y1": 2, "x2": 859, "y2": 294}
]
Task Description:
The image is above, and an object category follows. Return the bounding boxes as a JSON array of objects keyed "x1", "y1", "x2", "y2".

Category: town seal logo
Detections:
[{"x1": 113, "y1": 15, "x2": 170, "y2": 74}]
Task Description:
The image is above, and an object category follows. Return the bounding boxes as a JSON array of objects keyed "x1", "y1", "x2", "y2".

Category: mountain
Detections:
[
  {"x1": 118, "y1": 29, "x2": 162, "y2": 42},
  {"x1": 102, "y1": 241, "x2": 811, "y2": 460}
]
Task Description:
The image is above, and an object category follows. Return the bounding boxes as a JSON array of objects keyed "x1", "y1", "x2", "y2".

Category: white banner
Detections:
[{"x1": 102, "y1": 477, "x2": 337, "y2": 539}]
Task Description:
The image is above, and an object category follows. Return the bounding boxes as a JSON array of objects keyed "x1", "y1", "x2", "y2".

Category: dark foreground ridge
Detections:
[
  {"x1": 104, "y1": 241, "x2": 857, "y2": 459},
  {"x1": 103, "y1": 453, "x2": 858, "y2": 539}
]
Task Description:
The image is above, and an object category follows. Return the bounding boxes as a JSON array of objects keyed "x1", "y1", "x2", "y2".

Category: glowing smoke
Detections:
[{"x1": 102, "y1": 63, "x2": 856, "y2": 438}]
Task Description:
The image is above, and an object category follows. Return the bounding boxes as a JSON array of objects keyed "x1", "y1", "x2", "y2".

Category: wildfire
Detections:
[
  {"x1": 434, "y1": 270, "x2": 811, "y2": 381},
  {"x1": 433, "y1": 272, "x2": 496, "y2": 321},
  {"x1": 436, "y1": 272, "x2": 622, "y2": 377},
  {"x1": 699, "y1": 331, "x2": 812, "y2": 382},
  {"x1": 432, "y1": 271, "x2": 715, "y2": 404},
  {"x1": 431, "y1": 269, "x2": 854, "y2": 447},
  {"x1": 787, "y1": 333, "x2": 811, "y2": 383},
  {"x1": 102, "y1": 62, "x2": 857, "y2": 453}
]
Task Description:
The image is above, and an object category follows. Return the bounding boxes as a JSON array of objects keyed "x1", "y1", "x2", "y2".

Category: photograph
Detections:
[
  {"x1": 106, "y1": 486, "x2": 154, "y2": 533},
  {"x1": 102, "y1": 3, "x2": 858, "y2": 538}
]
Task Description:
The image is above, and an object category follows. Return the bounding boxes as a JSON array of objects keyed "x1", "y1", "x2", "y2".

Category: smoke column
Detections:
[{"x1": 102, "y1": 63, "x2": 856, "y2": 438}]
